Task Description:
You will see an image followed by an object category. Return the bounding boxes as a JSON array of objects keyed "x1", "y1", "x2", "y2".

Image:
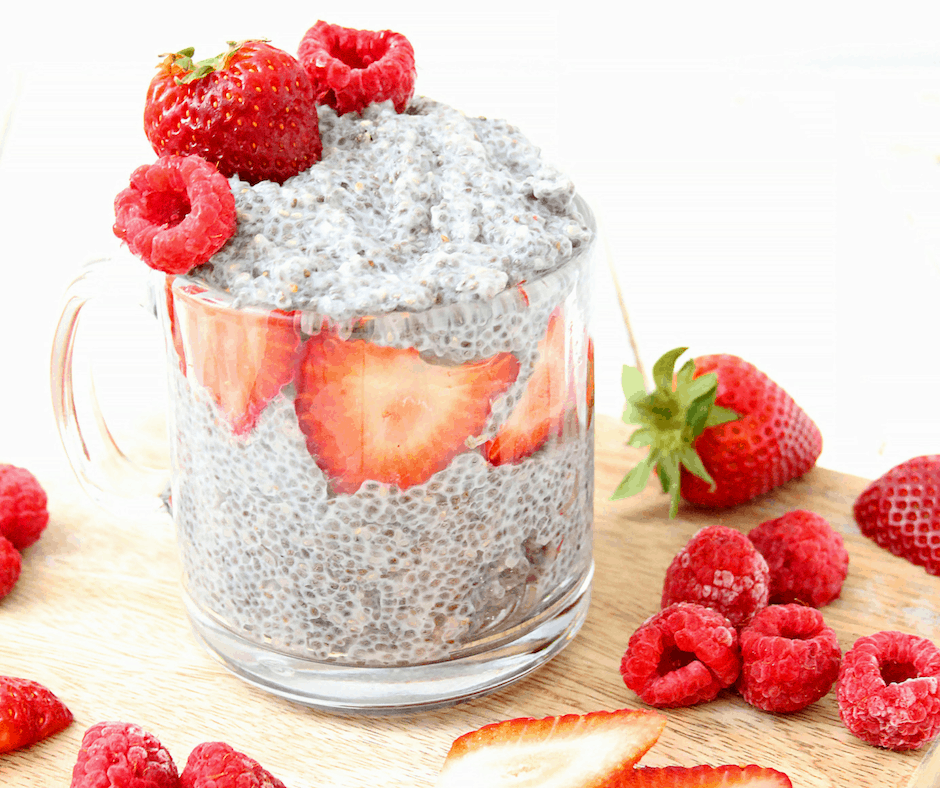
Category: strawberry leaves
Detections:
[{"x1": 612, "y1": 347, "x2": 738, "y2": 517}]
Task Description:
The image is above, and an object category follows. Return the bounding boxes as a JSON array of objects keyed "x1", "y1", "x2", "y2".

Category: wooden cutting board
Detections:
[{"x1": 2, "y1": 414, "x2": 939, "y2": 788}]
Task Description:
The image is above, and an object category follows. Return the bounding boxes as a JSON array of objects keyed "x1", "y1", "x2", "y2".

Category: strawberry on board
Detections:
[
  {"x1": 144, "y1": 40, "x2": 322, "y2": 185},
  {"x1": 853, "y1": 455, "x2": 940, "y2": 576},
  {"x1": 0, "y1": 676, "x2": 72, "y2": 753},
  {"x1": 484, "y1": 309, "x2": 569, "y2": 466},
  {"x1": 435, "y1": 708, "x2": 666, "y2": 788},
  {"x1": 173, "y1": 285, "x2": 302, "y2": 437},
  {"x1": 613, "y1": 348, "x2": 822, "y2": 517},
  {"x1": 608, "y1": 764, "x2": 792, "y2": 787},
  {"x1": 295, "y1": 331, "x2": 520, "y2": 494}
]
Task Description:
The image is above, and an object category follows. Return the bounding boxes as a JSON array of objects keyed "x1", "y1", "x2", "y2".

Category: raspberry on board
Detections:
[
  {"x1": 837, "y1": 631, "x2": 940, "y2": 751},
  {"x1": 180, "y1": 741, "x2": 287, "y2": 788},
  {"x1": 113, "y1": 154, "x2": 237, "y2": 275},
  {"x1": 620, "y1": 602, "x2": 740, "y2": 708},
  {"x1": 0, "y1": 536, "x2": 21, "y2": 600},
  {"x1": 661, "y1": 525, "x2": 770, "y2": 627},
  {"x1": 748, "y1": 510, "x2": 849, "y2": 608},
  {"x1": 69, "y1": 721, "x2": 179, "y2": 788},
  {"x1": 737, "y1": 604, "x2": 841, "y2": 713},
  {"x1": 298, "y1": 21, "x2": 416, "y2": 115},
  {"x1": 0, "y1": 464, "x2": 49, "y2": 550}
]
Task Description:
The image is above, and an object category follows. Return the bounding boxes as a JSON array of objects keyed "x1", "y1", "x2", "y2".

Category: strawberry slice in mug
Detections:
[
  {"x1": 484, "y1": 309, "x2": 569, "y2": 466},
  {"x1": 173, "y1": 285, "x2": 302, "y2": 436},
  {"x1": 295, "y1": 331, "x2": 520, "y2": 494},
  {"x1": 436, "y1": 708, "x2": 666, "y2": 788}
]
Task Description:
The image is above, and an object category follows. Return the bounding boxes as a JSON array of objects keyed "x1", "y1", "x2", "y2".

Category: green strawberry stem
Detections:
[
  {"x1": 169, "y1": 42, "x2": 247, "y2": 85},
  {"x1": 612, "y1": 347, "x2": 738, "y2": 518}
]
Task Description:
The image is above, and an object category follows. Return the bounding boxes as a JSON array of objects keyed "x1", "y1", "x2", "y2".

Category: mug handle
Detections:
[{"x1": 50, "y1": 256, "x2": 171, "y2": 518}]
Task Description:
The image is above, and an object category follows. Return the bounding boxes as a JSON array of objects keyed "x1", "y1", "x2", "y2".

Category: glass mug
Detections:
[{"x1": 50, "y1": 197, "x2": 596, "y2": 713}]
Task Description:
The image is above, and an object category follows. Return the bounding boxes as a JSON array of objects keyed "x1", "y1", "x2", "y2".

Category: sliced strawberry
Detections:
[
  {"x1": 164, "y1": 275, "x2": 186, "y2": 374},
  {"x1": 295, "y1": 332, "x2": 520, "y2": 494},
  {"x1": 0, "y1": 676, "x2": 73, "y2": 753},
  {"x1": 608, "y1": 765, "x2": 792, "y2": 787},
  {"x1": 484, "y1": 309, "x2": 569, "y2": 466},
  {"x1": 436, "y1": 708, "x2": 666, "y2": 788},
  {"x1": 173, "y1": 285, "x2": 302, "y2": 436}
]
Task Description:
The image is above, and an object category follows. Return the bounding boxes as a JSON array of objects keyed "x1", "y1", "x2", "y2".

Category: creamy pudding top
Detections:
[{"x1": 195, "y1": 97, "x2": 593, "y2": 320}]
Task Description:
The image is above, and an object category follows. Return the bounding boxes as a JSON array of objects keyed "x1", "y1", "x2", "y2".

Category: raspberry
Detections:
[
  {"x1": 70, "y1": 721, "x2": 179, "y2": 788},
  {"x1": 113, "y1": 154, "x2": 237, "y2": 275},
  {"x1": 0, "y1": 537, "x2": 21, "y2": 600},
  {"x1": 661, "y1": 525, "x2": 770, "y2": 627},
  {"x1": 737, "y1": 604, "x2": 841, "y2": 713},
  {"x1": 837, "y1": 631, "x2": 940, "y2": 751},
  {"x1": 620, "y1": 602, "x2": 740, "y2": 708},
  {"x1": 298, "y1": 21, "x2": 416, "y2": 115},
  {"x1": 0, "y1": 464, "x2": 49, "y2": 550},
  {"x1": 748, "y1": 510, "x2": 849, "y2": 607},
  {"x1": 180, "y1": 742, "x2": 286, "y2": 788}
]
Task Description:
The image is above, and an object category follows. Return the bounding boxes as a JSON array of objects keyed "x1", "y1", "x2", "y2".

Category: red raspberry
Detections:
[
  {"x1": 180, "y1": 742, "x2": 286, "y2": 788},
  {"x1": 298, "y1": 21, "x2": 416, "y2": 115},
  {"x1": 0, "y1": 464, "x2": 49, "y2": 550},
  {"x1": 737, "y1": 604, "x2": 841, "y2": 713},
  {"x1": 837, "y1": 631, "x2": 940, "y2": 751},
  {"x1": 70, "y1": 721, "x2": 179, "y2": 787},
  {"x1": 113, "y1": 154, "x2": 236, "y2": 275},
  {"x1": 661, "y1": 525, "x2": 770, "y2": 627},
  {"x1": 748, "y1": 510, "x2": 849, "y2": 607},
  {"x1": 620, "y1": 602, "x2": 740, "y2": 708},
  {"x1": 0, "y1": 537, "x2": 21, "y2": 600}
]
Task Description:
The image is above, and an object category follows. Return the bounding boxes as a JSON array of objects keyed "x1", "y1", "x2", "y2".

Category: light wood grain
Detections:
[{"x1": 2, "y1": 415, "x2": 940, "y2": 787}]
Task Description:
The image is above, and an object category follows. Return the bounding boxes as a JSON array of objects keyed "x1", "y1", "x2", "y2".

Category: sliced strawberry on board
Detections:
[
  {"x1": 0, "y1": 676, "x2": 73, "y2": 753},
  {"x1": 608, "y1": 765, "x2": 792, "y2": 787},
  {"x1": 436, "y1": 708, "x2": 666, "y2": 788},
  {"x1": 484, "y1": 309, "x2": 569, "y2": 466},
  {"x1": 173, "y1": 285, "x2": 302, "y2": 437},
  {"x1": 295, "y1": 332, "x2": 520, "y2": 494}
]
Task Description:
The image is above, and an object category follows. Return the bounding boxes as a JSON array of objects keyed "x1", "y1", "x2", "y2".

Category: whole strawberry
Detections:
[
  {"x1": 144, "y1": 40, "x2": 322, "y2": 184},
  {"x1": 853, "y1": 455, "x2": 940, "y2": 576},
  {"x1": 613, "y1": 348, "x2": 822, "y2": 516},
  {"x1": 0, "y1": 676, "x2": 72, "y2": 753}
]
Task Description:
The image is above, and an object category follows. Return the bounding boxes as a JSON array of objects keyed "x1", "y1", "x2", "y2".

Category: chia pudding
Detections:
[{"x1": 162, "y1": 96, "x2": 596, "y2": 668}]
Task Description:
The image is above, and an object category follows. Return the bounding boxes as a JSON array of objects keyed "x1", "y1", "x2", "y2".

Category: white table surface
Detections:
[{"x1": 3, "y1": 5, "x2": 940, "y2": 488}]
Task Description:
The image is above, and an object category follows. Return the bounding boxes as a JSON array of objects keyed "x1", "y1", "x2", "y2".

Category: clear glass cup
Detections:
[{"x1": 50, "y1": 196, "x2": 596, "y2": 712}]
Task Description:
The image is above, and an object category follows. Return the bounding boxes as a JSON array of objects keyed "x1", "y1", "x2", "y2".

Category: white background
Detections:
[{"x1": 3, "y1": 1, "x2": 940, "y2": 482}]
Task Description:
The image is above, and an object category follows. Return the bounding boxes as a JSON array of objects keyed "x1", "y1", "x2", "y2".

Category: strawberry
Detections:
[
  {"x1": 853, "y1": 455, "x2": 940, "y2": 576},
  {"x1": 613, "y1": 348, "x2": 822, "y2": 516},
  {"x1": 436, "y1": 708, "x2": 666, "y2": 788},
  {"x1": 164, "y1": 276, "x2": 186, "y2": 373},
  {"x1": 0, "y1": 676, "x2": 73, "y2": 753},
  {"x1": 173, "y1": 284, "x2": 302, "y2": 436},
  {"x1": 484, "y1": 310, "x2": 568, "y2": 466},
  {"x1": 608, "y1": 765, "x2": 792, "y2": 787},
  {"x1": 295, "y1": 331, "x2": 520, "y2": 494},
  {"x1": 144, "y1": 40, "x2": 322, "y2": 185}
]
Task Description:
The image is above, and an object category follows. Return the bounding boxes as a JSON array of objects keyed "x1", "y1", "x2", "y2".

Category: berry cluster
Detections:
[
  {"x1": 69, "y1": 722, "x2": 286, "y2": 788},
  {"x1": 621, "y1": 512, "x2": 940, "y2": 751},
  {"x1": 0, "y1": 464, "x2": 50, "y2": 602},
  {"x1": 117, "y1": 22, "x2": 417, "y2": 277},
  {"x1": 623, "y1": 523, "x2": 844, "y2": 713}
]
